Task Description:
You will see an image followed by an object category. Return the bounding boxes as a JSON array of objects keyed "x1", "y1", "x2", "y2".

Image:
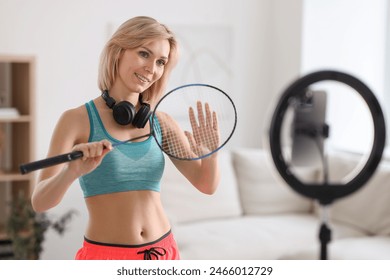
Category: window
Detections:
[{"x1": 301, "y1": 0, "x2": 388, "y2": 154}]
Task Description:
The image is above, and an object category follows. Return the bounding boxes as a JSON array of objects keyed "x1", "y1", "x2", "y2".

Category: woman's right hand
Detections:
[{"x1": 67, "y1": 139, "x2": 113, "y2": 177}]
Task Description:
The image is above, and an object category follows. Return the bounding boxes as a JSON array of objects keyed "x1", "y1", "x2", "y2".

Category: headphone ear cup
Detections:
[
  {"x1": 112, "y1": 101, "x2": 136, "y2": 125},
  {"x1": 132, "y1": 104, "x2": 152, "y2": 128}
]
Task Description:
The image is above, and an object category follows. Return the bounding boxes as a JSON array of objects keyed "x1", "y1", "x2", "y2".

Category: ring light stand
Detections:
[{"x1": 268, "y1": 70, "x2": 386, "y2": 260}]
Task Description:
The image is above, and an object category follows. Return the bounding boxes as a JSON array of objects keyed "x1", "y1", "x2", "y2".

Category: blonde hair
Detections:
[{"x1": 98, "y1": 16, "x2": 177, "y2": 100}]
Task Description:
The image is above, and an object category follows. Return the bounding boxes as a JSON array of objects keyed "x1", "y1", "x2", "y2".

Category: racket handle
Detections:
[{"x1": 19, "y1": 151, "x2": 84, "y2": 174}]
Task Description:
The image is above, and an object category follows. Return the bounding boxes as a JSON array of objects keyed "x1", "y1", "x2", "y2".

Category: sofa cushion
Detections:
[
  {"x1": 329, "y1": 153, "x2": 390, "y2": 235},
  {"x1": 232, "y1": 149, "x2": 315, "y2": 215},
  {"x1": 173, "y1": 214, "x2": 321, "y2": 259},
  {"x1": 174, "y1": 212, "x2": 368, "y2": 260},
  {"x1": 328, "y1": 237, "x2": 390, "y2": 259},
  {"x1": 282, "y1": 237, "x2": 390, "y2": 260},
  {"x1": 161, "y1": 151, "x2": 242, "y2": 224}
]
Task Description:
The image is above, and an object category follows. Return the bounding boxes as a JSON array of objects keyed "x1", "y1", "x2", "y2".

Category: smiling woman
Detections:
[
  {"x1": 98, "y1": 17, "x2": 177, "y2": 104},
  {"x1": 29, "y1": 16, "x2": 221, "y2": 260},
  {"x1": 113, "y1": 40, "x2": 170, "y2": 98}
]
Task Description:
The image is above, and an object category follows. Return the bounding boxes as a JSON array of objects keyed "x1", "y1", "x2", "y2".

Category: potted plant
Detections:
[{"x1": 6, "y1": 192, "x2": 76, "y2": 259}]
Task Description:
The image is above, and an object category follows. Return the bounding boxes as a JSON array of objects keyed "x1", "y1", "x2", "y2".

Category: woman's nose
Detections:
[{"x1": 144, "y1": 62, "x2": 155, "y2": 74}]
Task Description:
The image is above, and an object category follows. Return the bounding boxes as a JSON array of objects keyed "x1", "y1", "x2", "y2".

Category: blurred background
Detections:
[{"x1": 0, "y1": 0, "x2": 389, "y2": 259}]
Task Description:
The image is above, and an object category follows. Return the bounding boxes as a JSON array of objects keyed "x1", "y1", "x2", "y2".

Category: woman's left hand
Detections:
[{"x1": 185, "y1": 101, "x2": 220, "y2": 157}]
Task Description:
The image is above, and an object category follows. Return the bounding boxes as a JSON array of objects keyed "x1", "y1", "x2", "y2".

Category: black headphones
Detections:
[{"x1": 101, "y1": 90, "x2": 151, "y2": 128}]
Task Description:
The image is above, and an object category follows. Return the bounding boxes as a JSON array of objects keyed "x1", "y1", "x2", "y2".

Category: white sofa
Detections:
[{"x1": 161, "y1": 148, "x2": 390, "y2": 260}]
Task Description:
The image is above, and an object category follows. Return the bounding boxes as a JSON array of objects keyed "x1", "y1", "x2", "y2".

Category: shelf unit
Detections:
[{"x1": 0, "y1": 55, "x2": 35, "y2": 243}]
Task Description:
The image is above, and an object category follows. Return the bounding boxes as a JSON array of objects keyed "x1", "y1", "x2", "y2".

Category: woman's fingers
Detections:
[
  {"x1": 197, "y1": 101, "x2": 205, "y2": 128},
  {"x1": 73, "y1": 140, "x2": 112, "y2": 160}
]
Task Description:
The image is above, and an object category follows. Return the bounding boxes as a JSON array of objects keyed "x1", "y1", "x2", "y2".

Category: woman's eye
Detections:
[
  {"x1": 139, "y1": 51, "x2": 149, "y2": 58},
  {"x1": 157, "y1": 59, "x2": 166, "y2": 67}
]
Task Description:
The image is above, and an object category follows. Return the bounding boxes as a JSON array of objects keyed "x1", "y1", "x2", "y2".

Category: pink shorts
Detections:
[{"x1": 75, "y1": 230, "x2": 180, "y2": 260}]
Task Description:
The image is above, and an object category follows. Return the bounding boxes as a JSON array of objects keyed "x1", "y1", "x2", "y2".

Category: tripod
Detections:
[{"x1": 319, "y1": 205, "x2": 331, "y2": 260}]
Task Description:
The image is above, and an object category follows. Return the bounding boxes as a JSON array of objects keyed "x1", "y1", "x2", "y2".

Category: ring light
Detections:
[
  {"x1": 268, "y1": 70, "x2": 386, "y2": 260},
  {"x1": 269, "y1": 70, "x2": 386, "y2": 206}
]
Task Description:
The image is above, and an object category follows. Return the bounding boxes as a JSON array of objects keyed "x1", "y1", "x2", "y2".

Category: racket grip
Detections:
[{"x1": 19, "y1": 151, "x2": 84, "y2": 174}]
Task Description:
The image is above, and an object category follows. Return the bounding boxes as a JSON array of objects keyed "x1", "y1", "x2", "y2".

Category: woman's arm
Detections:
[
  {"x1": 170, "y1": 154, "x2": 220, "y2": 195},
  {"x1": 31, "y1": 107, "x2": 112, "y2": 212},
  {"x1": 158, "y1": 105, "x2": 221, "y2": 195}
]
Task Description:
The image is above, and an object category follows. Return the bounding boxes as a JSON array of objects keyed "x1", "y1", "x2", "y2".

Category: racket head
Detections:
[{"x1": 151, "y1": 83, "x2": 237, "y2": 160}]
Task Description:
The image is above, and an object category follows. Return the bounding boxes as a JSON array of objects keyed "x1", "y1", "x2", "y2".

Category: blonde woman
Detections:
[{"x1": 31, "y1": 16, "x2": 220, "y2": 260}]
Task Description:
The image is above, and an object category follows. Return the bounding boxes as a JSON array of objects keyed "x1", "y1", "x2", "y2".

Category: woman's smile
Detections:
[{"x1": 135, "y1": 72, "x2": 151, "y2": 83}]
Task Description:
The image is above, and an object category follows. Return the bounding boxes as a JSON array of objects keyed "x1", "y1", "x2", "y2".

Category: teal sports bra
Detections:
[{"x1": 79, "y1": 101, "x2": 165, "y2": 197}]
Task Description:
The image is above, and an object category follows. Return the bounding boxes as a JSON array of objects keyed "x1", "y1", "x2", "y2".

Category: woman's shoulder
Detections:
[
  {"x1": 60, "y1": 103, "x2": 89, "y2": 122},
  {"x1": 54, "y1": 103, "x2": 90, "y2": 142},
  {"x1": 155, "y1": 111, "x2": 173, "y2": 121}
]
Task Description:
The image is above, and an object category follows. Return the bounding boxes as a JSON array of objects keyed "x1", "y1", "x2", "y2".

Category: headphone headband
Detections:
[{"x1": 101, "y1": 90, "x2": 151, "y2": 128}]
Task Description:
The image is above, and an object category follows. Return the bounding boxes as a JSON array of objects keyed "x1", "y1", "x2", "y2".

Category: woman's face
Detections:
[{"x1": 115, "y1": 39, "x2": 170, "y2": 95}]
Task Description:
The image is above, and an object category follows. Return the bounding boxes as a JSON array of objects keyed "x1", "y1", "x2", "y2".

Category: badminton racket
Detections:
[{"x1": 20, "y1": 84, "x2": 237, "y2": 174}]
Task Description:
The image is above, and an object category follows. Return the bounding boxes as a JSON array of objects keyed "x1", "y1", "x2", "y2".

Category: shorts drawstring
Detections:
[{"x1": 137, "y1": 247, "x2": 167, "y2": 260}]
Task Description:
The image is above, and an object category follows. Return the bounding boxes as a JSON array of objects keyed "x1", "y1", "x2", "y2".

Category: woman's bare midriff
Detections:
[{"x1": 84, "y1": 190, "x2": 171, "y2": 245}]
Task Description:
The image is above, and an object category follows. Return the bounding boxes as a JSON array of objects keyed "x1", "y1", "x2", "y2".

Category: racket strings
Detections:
[
  {"x1": 191, "y1": 124, "x2": 219, "y2": 155},
  {"x1": 153, "y1": 84, "x2": 236, "y2": 160},
  {"x1": 161, "y1": 126, "x2": 194, "y2": 158},
  {"x1": 157, "y1": 106, "x2": 222, "y2": 159}
]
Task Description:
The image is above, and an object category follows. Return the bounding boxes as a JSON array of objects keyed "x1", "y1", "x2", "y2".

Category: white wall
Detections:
[
  {"x1": 301, "y1": 0, "x2": 388, "y2": 154},
  {"x1": 0, "y1": 0, "x2": 303, "y2": 259}
]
